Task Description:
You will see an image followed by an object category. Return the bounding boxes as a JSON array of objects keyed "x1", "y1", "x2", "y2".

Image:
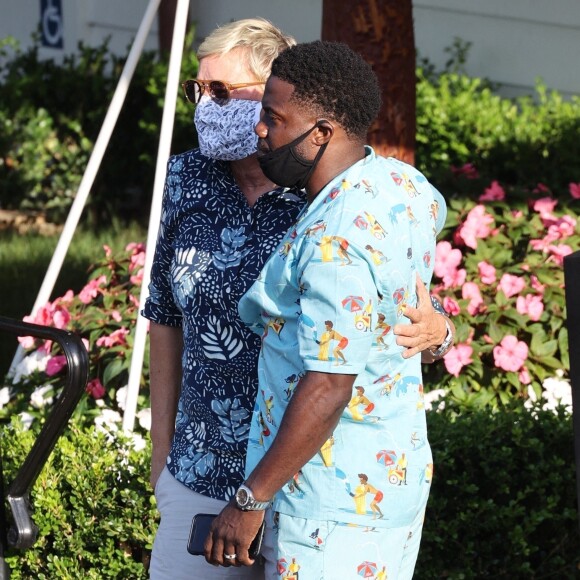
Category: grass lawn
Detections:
[{"x1": 0, "y1": 220, "x2": 147, "y2": 377}]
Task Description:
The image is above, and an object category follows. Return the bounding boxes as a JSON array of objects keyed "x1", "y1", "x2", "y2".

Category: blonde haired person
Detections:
[
  {"x1": 145, "y1": 18, "x2": 296, "y2": 580},
  {"x1": 143, "y1": 18, "x2": 453, "y2": 580},
  {"x1": 196, "y1": 18, "x2": 296, "y2": 81}
]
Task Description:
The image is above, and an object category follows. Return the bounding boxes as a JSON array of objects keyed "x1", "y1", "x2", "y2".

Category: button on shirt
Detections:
[
  {"x1": 240, "y1": 148, "x2": 446, "y2": 528},
  {"x1": 142, "y1": 148, "x2": 305, "y2": 500}
]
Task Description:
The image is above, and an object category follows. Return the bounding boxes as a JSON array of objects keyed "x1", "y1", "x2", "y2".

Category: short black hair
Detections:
[{"x1": 270, "y1": 40, "x2": 382, "y2": 139}]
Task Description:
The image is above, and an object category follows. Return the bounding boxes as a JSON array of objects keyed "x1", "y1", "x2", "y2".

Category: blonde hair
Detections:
[{"x1": 197, "y1": 18, "x2": 296, "y2": 81}]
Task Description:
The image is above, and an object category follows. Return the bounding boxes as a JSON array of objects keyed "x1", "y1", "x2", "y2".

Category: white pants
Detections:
[{"x1": 150, "y1": 467, "x2": 265, "y2": 580}]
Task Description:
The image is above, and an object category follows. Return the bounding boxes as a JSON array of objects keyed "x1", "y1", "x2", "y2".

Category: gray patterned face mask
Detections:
[{"x1": 194, "y1": 95, "x2": 262, "y2": 161}]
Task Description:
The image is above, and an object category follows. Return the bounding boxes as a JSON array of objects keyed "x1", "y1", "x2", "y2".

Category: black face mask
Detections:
[{"x1": 258, "y1": 123, "x2": 329, "y2": 189}]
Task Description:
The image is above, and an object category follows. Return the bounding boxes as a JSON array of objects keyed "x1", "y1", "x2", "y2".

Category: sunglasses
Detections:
[{"x1": 181, "y1": 79, "x2": 265, "y2": 104}]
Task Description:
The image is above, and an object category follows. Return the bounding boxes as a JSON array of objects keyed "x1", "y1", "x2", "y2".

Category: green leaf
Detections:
[
  {"x1": 531, "y1": 339, "x2": 558, "y2": 358},
  {"x1": 487, "y1": 320, "x2": 504, "y2": 344},
  {"x1": 102, "y1": 358, "x2": 127, "y2": 386},
  {"x1": 558, "y1": 327, "x2": 569, "y2": 370}
]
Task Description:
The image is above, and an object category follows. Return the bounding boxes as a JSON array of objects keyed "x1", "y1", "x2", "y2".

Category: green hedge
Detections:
[
  {"x1": 0, "y1": 35, "x2": 198, "y2": 223},
  {"x1": 415, "y1": 71, "x2": 580, "y2": 196},
  {"x1": 2, "y1": 36, "x2": 580, "y2": 224},
  {"x1": 1, "y1": 421, "x2": 156, "y2": 579},
  {"x1": 0, "y1": 405, "x2": 577, "y2": 577},
  {"x1": 416, "y1": 404, "x2": 580, "y2": 578}
]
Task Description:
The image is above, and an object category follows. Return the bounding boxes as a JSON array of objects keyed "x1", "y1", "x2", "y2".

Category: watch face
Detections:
[{"x1": 236, "y1": 487, "x2": 250, "y2": 507}]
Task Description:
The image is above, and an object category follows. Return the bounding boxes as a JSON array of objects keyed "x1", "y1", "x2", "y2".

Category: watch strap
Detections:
[{"x1": 429, "y1": 317, "x2": 454, "y2": 357}]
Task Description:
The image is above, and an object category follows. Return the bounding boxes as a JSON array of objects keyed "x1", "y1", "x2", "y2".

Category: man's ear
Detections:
[{"x1": 314, "y1": 119, "x2": 334, "y2": 144}]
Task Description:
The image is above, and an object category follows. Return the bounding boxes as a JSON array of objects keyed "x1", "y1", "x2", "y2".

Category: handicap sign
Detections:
[{"x1": 40, "y1": 0, "x2": 64, "y2": 49}]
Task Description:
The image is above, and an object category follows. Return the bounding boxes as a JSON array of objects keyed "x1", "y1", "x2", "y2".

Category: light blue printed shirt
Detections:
[{"x1": 239, "y1": 147, "x2": 446, "y2": 528}]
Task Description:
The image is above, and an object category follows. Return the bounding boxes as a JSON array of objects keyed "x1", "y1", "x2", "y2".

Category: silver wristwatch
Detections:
[
  {"x1": 429, "y1": 317, "x2": 454, "y2": 357},
  {"x1": 234, "y1": 484, "x2": 271, "y2": 511}
]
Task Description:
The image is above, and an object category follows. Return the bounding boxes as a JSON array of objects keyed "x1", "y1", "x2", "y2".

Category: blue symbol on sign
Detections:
[{"x1": 41, "y1": 0, "x2": 64, "y2": 49}]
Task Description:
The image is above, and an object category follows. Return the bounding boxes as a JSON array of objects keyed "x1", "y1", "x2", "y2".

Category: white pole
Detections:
[
  {"x1": 122, "y1": 0, "x2": 190, "y2": 432},
  {"x1": 8, "y1": 0, "x2": 163, "y2": 376}
]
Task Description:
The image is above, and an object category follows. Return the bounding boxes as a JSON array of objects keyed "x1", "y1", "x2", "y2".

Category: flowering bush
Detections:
[
  {"x1": 3, "y1": 175, "x2": 578, "y2": 426},
  {"x1": 1, "y1": 243, "x2": 150, "y2": 439},
  {"x1": 423, "y1": 174, "x2": 579, "y2": 408}
]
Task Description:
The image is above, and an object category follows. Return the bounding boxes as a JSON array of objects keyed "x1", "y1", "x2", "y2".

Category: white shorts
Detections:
[{"x1": 150, "y1": 467, "x2": 264, "y2": 580}]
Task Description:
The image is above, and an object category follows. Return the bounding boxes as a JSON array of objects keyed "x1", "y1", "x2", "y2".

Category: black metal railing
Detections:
[{"x1": 0, "y1": 317, "x2": 88, "y2": 578}]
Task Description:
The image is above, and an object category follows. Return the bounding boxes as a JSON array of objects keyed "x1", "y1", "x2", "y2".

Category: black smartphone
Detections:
[
  {"x1": 187, "y1": 513, "x2": 216, "y2": 556},
  {"x1": 187, "y1": 513, "x2": 265, "y2": 559}
]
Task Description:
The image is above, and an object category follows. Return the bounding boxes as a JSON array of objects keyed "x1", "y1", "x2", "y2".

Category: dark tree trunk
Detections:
[
  {"x1": 321, "y1": 0, "x2": 416, "y2": 165},
  {"x1": 158, "y1": 0, "x2": 179, "y2": 54}
]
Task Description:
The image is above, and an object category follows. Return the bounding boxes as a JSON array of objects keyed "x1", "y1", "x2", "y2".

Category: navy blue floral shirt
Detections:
[{"x1": 142, "y1": 148, "x2": 305, "y2": 500}]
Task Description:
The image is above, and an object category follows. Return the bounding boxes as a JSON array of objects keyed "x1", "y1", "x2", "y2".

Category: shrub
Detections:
[
  {"x1": 423, "y1": 177, "x2": 579, "y2": 408},
  {"x1": 415, "y1": 402, "x2": 580, "y2": 578},
  {"x1": 2, "y1": 243, "x2": 150, "y2": 434},
  {"x1": 0, "y1": 402, "x2": 576, "y2": 578},
  {"x1": 416, "y1": 71, "x2": 580, "y2": 195},
  {"x1": 0, "y1": 34, "x2": 198, "y2": 223},
  {"x1": 1, "y1": 420, "x2": 156, "y2": 578}
]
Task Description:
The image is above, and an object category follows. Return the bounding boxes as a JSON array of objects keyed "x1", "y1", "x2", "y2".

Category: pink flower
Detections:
[
  {"x1": 516, "y1": 294, "x2": 544, "y2": 321},
  {"x1": 111, "y1": 310, "x2": 123, "y2": 322},
  {"x1": 126, "y1": 242, "x2": 146, "y2": 254},
  {"x1": 456, "y1": 205, "x2": 494, "y2": 249},
  {"x1": 96, "y1": 327, "x2": 129, "y2": 348},
  {"x1": 478, "y1": 261, "x2": 496, "y2": 284},
  {"x1": 511, "y1": 210, "x2": 523, "y2": 219},
  {"x1": 17, "y1": 334, "x2": 36, "y2": 349},
  {"x1": 58, "y1": 290, "x2": 75, "y2": 304},
  {"x1": 462, "y1": 282, "x2": 484, "y2": 315},
  {"x1": 532, "y1": 197, "x2": 558, "y2": 219},
  {"x1": 498, "y1": 273, "x2": 526, "y2": 298},
  {"x1": 443, "y1": 343, "x2": 473, "y2": 377},
  {"x1": 79, "y1": 275, "x2": 107, "y2": 304},
  {"x1": 519, "y1": 367, "x2": 531, "y2": 385},
  {"x1": 46, "y1": 355, "x2": 67, "y2": 376},
  {"x1": 86, "y1": 378, "x2": 106, "y2": 399},
  {"x1": 546, "y1": 244, "x2": 573, "y2": 266},
  {"x1": 479, "y1": 180, "x2": 505, "y2": 202},
  {"x1": 17, "y1": 299, "x2": 71, "y2": 347},
  {"x1": 570, "y1": 182, "x2": 580, "y2": 199},
  {"x1": 493, "y1": 335, "x2": 528, "y2": 372},
  {"x1": 451, "y1": 163, "x2": 479, "y2": 179},
  {"x1": 531, "y1": 275, "x2": 545, "y2": 294},
  {"x1": 534, "y1": 183, "x2": 551, "y2": 194},
  {"x1": 547, "y1": 215, "x2": 577, "y2": 240},
  {"x1": 103, "y1": 244, "x2": 113, "y2": 258},
  {"x1": 25, "y1": 304, "x2": 53, "y2": 327},
  {"x1": 129, "y1": 249, "x2": 146, "y2": 272},
  {"x1": 443, "y1": 268, "x2": 467, "y2": 290},
  {"x1": 52, "y1": 306, "x2": 71, "y2": 329},
  {"x1": 434, "y1": 241, "x2": 462, "y2": 278},
  {"x1": 442, "y1": 297, "x2": 460, "y2": 316},
  {"x1": 529, "y1": 237, "x2": 552, "y2": 252},
  {"x1": 130, "y1": 268, "x2": 144, "y2": 286}
]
